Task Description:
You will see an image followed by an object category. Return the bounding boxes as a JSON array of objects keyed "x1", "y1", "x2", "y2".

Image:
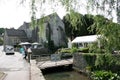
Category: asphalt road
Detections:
[{"x1": 0, "y1": 46, "x2": 30, "y2": 80}]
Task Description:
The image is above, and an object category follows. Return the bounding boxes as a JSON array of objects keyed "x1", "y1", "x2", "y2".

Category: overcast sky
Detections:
[
  {"x1": 0, "y1": 0, "x2": 67, "y2": 29},
  {"x1": 0, "y1": 0, "x2": 117, "y2": 29}
]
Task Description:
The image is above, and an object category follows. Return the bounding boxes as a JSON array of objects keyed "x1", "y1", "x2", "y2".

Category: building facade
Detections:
[
  {"x1": 37, "y1": 13, "x2": 67, "y2": 47},
  {"x1": 19, "y1": 13, "x2": 67, "y2": 47},
  {"x1": 3, "y1": 13, "x2": 67, "y2": 49},
  {"x1": 4, "y1": 28, "x2": 28, "y2": 46}
]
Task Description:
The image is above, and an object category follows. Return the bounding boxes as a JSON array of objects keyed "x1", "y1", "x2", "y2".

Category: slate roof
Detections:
[
  {"x1": 6, "y1": 29, "x2": 27, "y2": 38},
  {"x1": 18, "y1": 22, "x2": 30, "y2": 30},
  {"x1": 36, "y1": 13, "x2": 60, "y2": 23}
]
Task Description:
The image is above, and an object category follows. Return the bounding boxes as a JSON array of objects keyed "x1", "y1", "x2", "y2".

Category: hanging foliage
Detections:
[
  {"x1": 89, "y1": 15, "x2": 120, "y2": 53},
  {"x1": 20, "y1": 0, "x2": 120, "y2": 53}
]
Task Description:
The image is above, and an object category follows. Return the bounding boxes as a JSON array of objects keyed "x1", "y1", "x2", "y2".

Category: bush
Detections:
[
  {"x1": 78, "y1": 48, "x2": 89, "y2": 53},
  {"x1": 61, "y1": 53, "x2": 72, "y2": 59},
  {"x1": 95, "y1": 54, "x2": 120, "y2": 71},
  {"x1": 0, "y1": 38, "x2": 3, "y2": 45},
  {"x1": 54, "y1": 48, "x2": 73, "y2": 59},
  {"x1": 71, "y1": 47, "x2": 77, "y2": 53},
  {"x1": 58, "y1": 47, "x2": 89, "y2": 53},
  {"x1": 60, "y1": 48, "x2": 71, "y2": 53},
  {"x1": 91, "y1": 71, "x2": 120, "y2": 80},
  {"x1": 88, "y1": 42, "x2": 104, "y2": 53}
]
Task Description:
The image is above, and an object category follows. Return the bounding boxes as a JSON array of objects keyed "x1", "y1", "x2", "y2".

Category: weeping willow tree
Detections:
[
  {"x1": 86, "y1": 0, "x2": 120, "y2": 53},
  {"x1": 89, "y1": 15, "x2": 120, "y2": 53},
  {"x1": 10, "y1": 0, "x2": 120, "y2": 26},
  {"x1": 20, "y1": 0, "x2": 120, "y2": 53},
  {"x1": 26, "y1": 0, "x2": 119, "y2": 30},
  {"x1": 88, "y1": 0, "x2": 120, "y2": 23}
]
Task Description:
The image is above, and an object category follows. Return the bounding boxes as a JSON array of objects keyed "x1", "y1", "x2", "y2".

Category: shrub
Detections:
[
  {"x1": 0, "y1": 38, "x2": 3, "y2": 45},
  {"x1": 60, "y1": 48, "x2": 71, "y2": 53},
  {"x1": 91, "y1": 71, "x2": 120, "y2": 80},
  {"x1": 95, "y1": 54, "x2": 119, "y2": 71},
  {"x1": 71, "y1": 47, "x2": 77, "y2": 53},
  {"x1": 78, "y1": 47, "x2": 89, "y2": 53},
  {"x1": 60, "y1": 47, "x2": 89, "y2": 53},
  {"x1": 88, "y1": 42, "x2": 104, "y2": 53}
]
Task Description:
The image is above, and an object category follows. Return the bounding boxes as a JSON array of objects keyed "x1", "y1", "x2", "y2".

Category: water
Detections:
[{"x1": 42, "y1": 66, "x2": 89, "y2": 80}]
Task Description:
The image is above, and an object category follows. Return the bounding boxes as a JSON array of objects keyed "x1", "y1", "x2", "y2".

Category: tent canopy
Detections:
[
  {"x1": 19, "y1": 42, "x2": 31, "y2": 45},
  {"x1": 72, "y1": 35, "x2": 100, "y2": 43},
  {"x1": 32, "y1": 42, "x2": 39, "y2": 45}
]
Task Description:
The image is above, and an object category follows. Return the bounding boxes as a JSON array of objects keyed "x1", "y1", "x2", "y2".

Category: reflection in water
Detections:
[{"x1": 42, "y1": 66, "x2": 89, "y2": 80}]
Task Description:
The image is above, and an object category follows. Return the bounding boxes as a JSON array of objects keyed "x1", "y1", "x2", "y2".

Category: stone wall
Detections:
[
  {"x1": 73, "y1": 53, "x2": 88, "y2": 72},
  {"x1": 38, "y1": 13, "x2": 67, "y2": 47},
  {"x1": 73, "y1": 53, "x2": 120, "y2": 73}
]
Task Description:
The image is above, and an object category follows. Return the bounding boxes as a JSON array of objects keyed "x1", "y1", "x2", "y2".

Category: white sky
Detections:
[
  {"x1": 0, "y1": 0, "x2": 67, "y2": 29},
  {"x1": 0, "y1": 0, "x2": 31, "y2": 29},
  {"x1": 0, "y1": 0, "x2": 117, "y2": 29}
]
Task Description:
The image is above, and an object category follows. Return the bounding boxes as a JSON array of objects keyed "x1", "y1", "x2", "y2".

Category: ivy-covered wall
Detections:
[
  {"x1": 73, "y1": 53, "x2": 120, "y2": 73},
  {"x1": 73, "y1": 53, "x2": 96, "y2": 73},
  {"x1": 73, "y1": 53, "x2": 87, "y2": 72}
]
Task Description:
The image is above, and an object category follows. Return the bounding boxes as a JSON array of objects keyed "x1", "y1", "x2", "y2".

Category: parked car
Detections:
[{"x1": 5, "y1": 45, "x2": 14, "y2": 55}]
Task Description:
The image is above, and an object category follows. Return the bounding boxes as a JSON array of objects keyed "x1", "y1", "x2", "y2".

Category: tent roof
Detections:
[
  {"x1": 19, "y1": 42, "x2": 31, "y2": 45},
  {"x1": 72, "y1": 35, "x2": 100, "y2": 43}
]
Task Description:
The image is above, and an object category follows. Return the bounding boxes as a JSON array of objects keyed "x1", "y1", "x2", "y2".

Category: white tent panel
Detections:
[{"x1": 72, "y1": 35, "x2": 100, "y2": 43}]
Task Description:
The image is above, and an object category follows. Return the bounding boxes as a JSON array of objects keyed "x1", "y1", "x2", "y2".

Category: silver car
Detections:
[{"x1": 5, "y1": 45, "x2": 14, "y2": 55}]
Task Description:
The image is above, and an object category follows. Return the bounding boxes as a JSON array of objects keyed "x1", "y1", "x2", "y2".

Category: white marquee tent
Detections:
[
  {"x1": 71, "y1": 35, "x2": 101, "y2": 48},
  {"x1": 19, "y1": 42, "x2": 31, "y2": 45},
  {"x1": 72, "y1": 35, "x2": 100, "y2": 43}
]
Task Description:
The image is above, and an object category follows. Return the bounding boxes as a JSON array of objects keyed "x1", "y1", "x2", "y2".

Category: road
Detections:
[{"x1": 0, "y1": 46, "x2": 30, "y2": 80}]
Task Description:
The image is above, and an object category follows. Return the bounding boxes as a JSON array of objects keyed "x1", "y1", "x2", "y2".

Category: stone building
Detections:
[
  {"x1": 36, "y1": 13, "x2": 67, "y2": 47},
  {"x1": 3, "y1": 28, "x2": 28, "y2": 46},
  {"x1": 18, "y1": 22, "x2": 33, "y2": 42},
  {"x1": 3, "y1": 13, "x2": 67, "y2": 50},
  {"x1": 19, "y1": 13, "x2": 67, "y2": 47}
]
